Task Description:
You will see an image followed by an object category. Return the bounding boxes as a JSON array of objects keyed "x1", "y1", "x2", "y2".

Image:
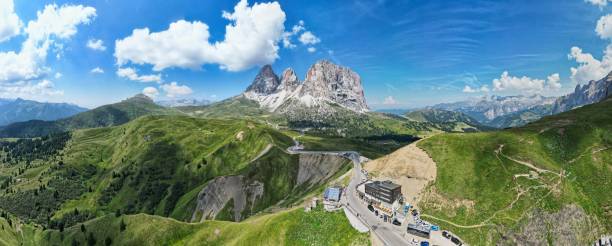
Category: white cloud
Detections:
[
  {"x1": 568, "y1": 46, "x2": 612, "y2": 83},
  {"x1": 161, "y1": 82, "x2": 192, "y2": 98},
  {"x1": 282, "y1": 20, "x2": 304, "y2": 48},
  {"x1": 115, "y1": 0, "x2": 286, "y2": 72},
  {"x1": 90, "y1": 67, "x2": 104, "y2": 74},
  {"x1": 546, "y1": 73, "x2": 562, "y2": 89},
  {"x1": 596, "y1": 14, "x2": 612, "y2": 40},
  {"x1": 54, "y1": 72, "x2": 62, "y2": 79},
  {"x1": 307, "y1": 47, "x2": 316, "y2": 53},
  {"x1": 116, "y1": 67, "x2": 161, "y2": 83},
  {"x1": 86, "y1": 38, "x2": 106, "y2": 51},
  {"x1": 298, "y1": 31, "x2": 320, "y2": 45},
  {"x1": 585, "y1": 0, "x2": 609, "y2": 7},
  {"x1": 462, "y1": 85, "x2": 490, "y2": 93},
  {"x1": 383, "y1": 96, "x2": 397, "y2": 105},
  {"x1": 142, "y1": 86, "x2": 159, "y2": 98},
  {"x1": 492, "y1": 71, "x2": 561, "y2": 93},
  {"x1": 0, "y1": 4, "x2": 95, "y2": 100},
  {"x1": 0, "y1": 0, "x2": 22, "y2": 43},
  {"x1": 0, "y1": 79, "x2": 63, "y2": 99}
]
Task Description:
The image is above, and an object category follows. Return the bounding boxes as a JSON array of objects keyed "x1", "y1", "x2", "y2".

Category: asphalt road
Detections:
[{"x1": 287, "y1": 140, "x2": 410, "y2": 245}]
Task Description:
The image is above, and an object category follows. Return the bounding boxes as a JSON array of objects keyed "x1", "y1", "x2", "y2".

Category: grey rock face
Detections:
[
  {"x1": 245, "y1": 65, "x2": 280, "y2": 95},
  {"x1": 243, "y1": 60, "x2": 369, "y2": 113},
  {"x1": 278, "y1": 68, "x2": 300, "y2": 91},
  {"x1": 191, "y1": 175, "x2": 264, "y2": 222},
  {"x1": 300, "y1": 60, "x2": 369, "y2": 112},
  {"x1": 552, "y1": 71, "x2": 612, "y2": 114}
]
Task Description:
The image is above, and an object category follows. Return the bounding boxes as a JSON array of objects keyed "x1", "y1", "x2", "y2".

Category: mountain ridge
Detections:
[{"x1": 0, "y1": 98, "x2": 87, "y2": 126}]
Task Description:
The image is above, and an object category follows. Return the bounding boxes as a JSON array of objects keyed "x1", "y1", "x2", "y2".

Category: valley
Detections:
[{"x1": 0, "y1": 60, "x2": 610, "y2": 246}]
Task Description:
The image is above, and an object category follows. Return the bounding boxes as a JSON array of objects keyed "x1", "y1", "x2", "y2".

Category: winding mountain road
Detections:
[{"x1": 287, "y1": 139, "x2": 410, "y2": 245}]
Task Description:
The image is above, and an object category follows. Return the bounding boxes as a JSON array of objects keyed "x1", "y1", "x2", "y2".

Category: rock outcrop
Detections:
[
  {"x1": 244, "y1": 60, "x2": 369, "y2": 113},
  {"x1": 552, "y1": 71, "x2": 612, "y2": 114},
  {"x1": 191, "y1": 175, "x2": 264, "y2": 222}
]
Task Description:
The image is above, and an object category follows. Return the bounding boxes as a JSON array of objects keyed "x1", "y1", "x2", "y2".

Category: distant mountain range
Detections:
[
  {"x1": 430, "y1": 71, "x2": 612, "y2": 128},
  {"x1": 0, "y1": 98, "x2": 87, "y2": 126},
  {"x1": 0, "y1": 94, "x2": 180, "y2": 137},
  {"x1": 156, "y1": 98, "x2": 211, "y2": 107},
  {"x1": 404, "y1": 108, "x2": 491, "y2": 132},
  {"x1": 431, "y1": 94, "x2": 557, "y2": 125}
]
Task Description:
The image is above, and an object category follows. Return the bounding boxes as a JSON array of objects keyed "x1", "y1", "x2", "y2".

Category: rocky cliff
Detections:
[
  {"x1": 243, "y1": 60, "x2": 369, "y2": 113},
  {"x1": 552, "y1": 71, "x2": 612, "y2": 114}
]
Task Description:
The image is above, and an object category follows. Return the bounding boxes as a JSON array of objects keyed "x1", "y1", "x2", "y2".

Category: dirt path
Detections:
[
  {"x1": 495, "y1": 144, "x2": 561, "y2": 177},
  {"x1": 364, "y1": 139, "x2": 437, "y2": 206}
]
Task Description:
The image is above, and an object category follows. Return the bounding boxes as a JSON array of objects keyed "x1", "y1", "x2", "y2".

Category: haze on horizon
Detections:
[{"x1": 1, "y1": 0, "x2": 611, "y2": 109}]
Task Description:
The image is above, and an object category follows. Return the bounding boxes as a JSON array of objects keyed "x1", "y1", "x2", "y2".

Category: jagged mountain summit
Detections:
[
  {"x1": 243, "y1": 60, "x2": 369, "y2": 113},
  {"x1": 552, "y1": 71, "x2": 612, "y2": 114}
]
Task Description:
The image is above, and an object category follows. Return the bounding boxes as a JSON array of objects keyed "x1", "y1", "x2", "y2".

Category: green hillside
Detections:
[
  {"x1": 417, "y1": 98, "x2": 612, "y2": 245},
  {"x1": 405, "y1": 108, "x2": 490, "y2": 132},
  {"x1": 1, "y1": 206, "x2": 369, "y2": 246},
  {"x1": 0, "y1": 94, "x2": 180, "y2": 138},
  {"x1": 0, "y1": 115, "x2": 356, "y2": 230}
]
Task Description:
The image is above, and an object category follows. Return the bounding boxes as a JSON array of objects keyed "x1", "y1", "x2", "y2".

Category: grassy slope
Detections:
[
  {"x1": 418, "y1": 98, "x2": 612, "y2": 244},
  {"x1": 29, "y1": 206, "x2": 369, "y2": 246}
]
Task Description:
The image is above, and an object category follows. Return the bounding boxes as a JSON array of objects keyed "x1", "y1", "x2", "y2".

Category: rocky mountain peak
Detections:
[
  {"x1": 279, "y1": 68, "x2": 300, "y2": 91},
  {"x1": 301, "y1": 60, "x2": 369, "y2": 112},
  {"x1": 243, "y1": 60, "x2": 369, "y2": 113},
  {"x1": 552, "y1": 70, "x2": 612, "y2": 113},
  {"x1": 246, "y1": 64, "x2": 280, "y2": 95}
]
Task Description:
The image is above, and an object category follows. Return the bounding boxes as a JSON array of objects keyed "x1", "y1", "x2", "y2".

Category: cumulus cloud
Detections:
[
  {"x1": 116, "y1": 67, "x2": 161, "y2": 83},
  {"x1": 86, "y1": 38, "x2": 106, "y2": 51},
  {"x1": 54, "y1": 72, "x2": 62, "y2": 79},
  {"x1": 161, "y1": 82, "x2": 193, "y2": 98},
  {"x1": 383, "y1": 96, "x2": 397, "y2": 105},
  {"x1": 142, "y1": 86, "x2": 159, "y2": 98},
  {"x1": 0, "y1": 0, "x2": 22, "y2": 43},
  {"x1": 299, "y1": 31, "x2": 320, "y2": 45},
  {"x1": 462, "y1": 85, "x2": 490, "y2": 93},
  {"x1": 90, "y1": 67, "x2": 104, "y2": 74},
  {"x1": 492, "y1": 71, "x2": 561, "y2": 93},
  {"x1": 596, "y1": 14, "x2": 612, "y2": 40},
  {"x1": 282, "y1": 20, "x2": 304, "y2": 48},
  {"x1": 307, "y1": 47, "x2": 316, "y2": 53},
  {"x1": 585, "y1": 0, "x2": 609, "y2": 7},
  {"x1": 0, "y1": 79, "x2": 63, "y2": 99},
  {"x1": 115, "y1": 0, "x2": 286, "y2": 72},
  {"x1": 568, "y1": 46, "x2": 612, "y2": 83},
  {"x1": 0, "y1": 3, "x2": 95, "y2": 100}
]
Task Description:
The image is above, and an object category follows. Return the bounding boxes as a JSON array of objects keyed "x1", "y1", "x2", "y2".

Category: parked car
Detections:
[
  {"x1": 374, "y1": 210, "x2": 379, "y2": 216},
  {"x1": 442, "y1": 230, "x2": 451, "y2": 239},
  {"x1": 392, "y1": 219, "x2": 401, "y2": 226},
  {"x1": 420, "y1": 242, "x2": 429, "y2": 246},
  {"x1": 367, "y1": 204, "x2": 374, "y2": 212},
  {"x1": 411, "y1": 209, "x2": 418, "y2": 216},
  {"x1": 383, "y1": 215, "x2": 387, "y2": 222},
  {"x1": 451, "y1": 236, "x2": 463, "y2": 245}
]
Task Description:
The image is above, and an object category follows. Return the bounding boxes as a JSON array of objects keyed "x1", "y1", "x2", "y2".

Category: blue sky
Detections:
[{"x1": 1, "y1": 0, "x2": 611, "y2": 108}]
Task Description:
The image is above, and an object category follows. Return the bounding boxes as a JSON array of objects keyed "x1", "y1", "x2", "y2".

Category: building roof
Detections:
[
  {"x1": 324, "y1": 187, "x2": 342, "y2": 201},
  {"x1": 379, "y1": 181, "x2": 401, "y2": 190},
  {"x1": 367, "y1": 180, "x2": 401, "y2": 190}
]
